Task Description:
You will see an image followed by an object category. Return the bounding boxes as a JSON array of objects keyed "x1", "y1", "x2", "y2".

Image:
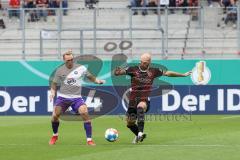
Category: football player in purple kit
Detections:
[
  {"x1": 49, "y1": 50, "x2": 105, "y2": 146},
  {"x1": 114, "y1": 53, "x2": 192, "y2": 143}
]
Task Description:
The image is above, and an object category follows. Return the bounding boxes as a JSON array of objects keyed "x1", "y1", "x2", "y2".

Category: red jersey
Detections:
[
  {"x1": 125, "y1": 66, "x2": 163, "y2": 106},
  {"x1": 36, "y1": 0, "x2": 48, "y2": 6},
  {"x1": 9, "y1": 0, "x2": 20, "y2": 7}
]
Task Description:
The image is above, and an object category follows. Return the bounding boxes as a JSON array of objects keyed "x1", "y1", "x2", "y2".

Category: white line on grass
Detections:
[{"x1": 222, "y1": 115, "x2": 240, "y2": 119}]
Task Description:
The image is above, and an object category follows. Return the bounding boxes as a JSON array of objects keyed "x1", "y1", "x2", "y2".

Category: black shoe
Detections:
[
  {"x1": 142, "y1": 12, "x2": 148, "y2": 16},
  {"x1": 138, "y1": 133, "x2": 147, "y2": 142},
  {"x1": 133, "y1": 12, "x2": 138, "y2": 15}
]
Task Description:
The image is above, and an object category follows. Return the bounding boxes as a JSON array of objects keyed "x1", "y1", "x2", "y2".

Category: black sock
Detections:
[
  {"x1": 137, "y1": 107, "x2": 145, "y2": 133},
  {"x1": 127, "y1": 124, "x2": 139, "y2": 136},
  {"x1": 52, "y1": 121, "x2": 59, "y2": 134}
]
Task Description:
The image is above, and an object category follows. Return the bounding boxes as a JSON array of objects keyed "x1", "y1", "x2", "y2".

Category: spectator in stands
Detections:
[
  {"x1": 130, "y1": 0, "x2": 148, "y2": 16},
  {"x1": 221, "y1": 0, "x2": 237, "y2": 27},
  {"x1": 62, "y1": 0, "x2": 68, "y2": 15},
  {"x1": 188, "y1": 0, "x2": 198, "y2": 21},
  {"x1": 36, "y1": 0, "x2": 49, "y2": 21},
  {"x1": 49, "y1": 0, "x2": 68, "y2": 16},
  {"x1": 9, "y1": 0, "x2": 20, "y2": 19},
  {"x1": 0, "y1": 18, "x2": 6, "y2": 29},
  {"x1": 48, "y1": 0, "x2": 55, "y2": 15},
  {"x1": 24, "y1": 0, "x2": 38, "y2": 22},
  {"x1": 148, "y1": 0, "x2": 158, "y2": 14},
  {"x1": 188, "y1": 0, "x2": 198, "y2": 6},
  {"x1": 0, "y1": 0, "x2": 6, "y2": 29},
  {"x1": 24, "y1": 0, "x2": 36, "y2": 8},
  {"x1": 221, "y1": 0, "x2": 236, "y2": 12},
  {"x1": 169, "y1": 0, "x2": 188, "y2": 14},
  {"x1": 208, "y1": 0, "x2": 213, "y2": 7}
]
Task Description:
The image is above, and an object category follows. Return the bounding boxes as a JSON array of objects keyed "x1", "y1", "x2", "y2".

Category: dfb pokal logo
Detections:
[{"x1": 191, "y1": 61, "x2": 211, "y2": 85}]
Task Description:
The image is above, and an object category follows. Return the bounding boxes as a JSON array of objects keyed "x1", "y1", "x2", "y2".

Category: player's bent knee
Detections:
[
  {"x1": 127, "y1": 123, "x2": 135, "y2": 128},
  {"x1": 127, "y1": 114, "x2": 137, "y2": 123},
  {"x1": 52, "y1": 113, "x2": 60, "y2": 121},
  {"x1": 79, "y1": 105, "x2": 90, "y2": 121},
  {"x1": 52, "y1": 110, "x2": 61, "y2": 118},
  {"x1": 52, "y1": 111, "x2": 61, "y2": 118},
  {"x1": 137, "y1": 101, "x2": 147, "y2": 109},
  {"x1": 80, "y1": 111, "x2": 89, "y2": 117},
  {"x1": 126, "y1": 117, "x2": 136, "y2": 126},
  {"x1": 137, "y1": 102, "x2": 148, "y2": 112},
  {"x1": 53, "y1": 106, "x2": 62, "y2": 115},
  {"x1": 78, "y1": 105, "x2": 88, "y2": 114}
]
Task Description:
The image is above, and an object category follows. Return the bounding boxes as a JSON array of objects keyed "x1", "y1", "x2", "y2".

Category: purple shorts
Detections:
[{"x1": 54, "y1": 96, "x2": 86, "y2": 113}]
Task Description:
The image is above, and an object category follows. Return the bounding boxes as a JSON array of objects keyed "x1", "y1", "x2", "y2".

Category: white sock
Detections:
[
  {"x1": 53, "y1": 133, "x2": 58, "y2": 136},
  {"x1": 87, "y1": 138, "x2": 92, "y2": 142},
  {"x1": 138, "y1": 132, "x2": 143, "y2": 137}
]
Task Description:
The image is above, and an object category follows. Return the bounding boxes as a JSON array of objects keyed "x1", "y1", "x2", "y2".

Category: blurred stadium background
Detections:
[
  {"x1": 1, "y1": 0, "x2": 240, "y2": 160},
  {"x1": 0, "y1": 0, "x2": 240, "y2": 59}
]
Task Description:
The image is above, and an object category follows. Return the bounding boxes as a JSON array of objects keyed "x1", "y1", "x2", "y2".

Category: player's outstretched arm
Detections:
[
  {"x1": 86, "y1": 73, "x2": 105, "y2": 84},
  {"x1": 114, "y1": 67, "x2": 126, "y2": 76},
  {"x1": 50, "y1": 82, "x2": 57, "y2": 102},
  {"x1": 163, "y1": 71, "x2": 192, "y2": 77}
]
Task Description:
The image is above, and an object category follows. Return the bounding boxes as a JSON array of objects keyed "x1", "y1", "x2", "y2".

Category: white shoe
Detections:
[
  {"x1": 138, "y1": 132, "x2": 147, "y2": 142},
  {"x1": 132, "y1": 136, "x2": 139, "y2": 144}
]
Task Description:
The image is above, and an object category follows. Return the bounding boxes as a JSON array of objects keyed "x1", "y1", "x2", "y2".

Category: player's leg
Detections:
[
  {"x1": 78, "y1": 104, "x2": 96, "y2": 146},
  {"x1": 136, "y1": 101, "x2": 147, "y2": 142},
  {"x1": 49, "y1": 96, "x2": 70, "y2": 145},
  {"x1": 49, "y1": 106, "x2": 62, "y2": 145},
  {"x1": 126, "y1": 107, "x2": 138, "y2": 136},
  {"x1": 51, "y1": 106, "x2": 62, "y2": 134},
  {"x1": 126, "y1": 106, "x2": 140, "y2": 144},
  {"x1": 126, "y1": 115, "x2": 140, "y2": 144}
]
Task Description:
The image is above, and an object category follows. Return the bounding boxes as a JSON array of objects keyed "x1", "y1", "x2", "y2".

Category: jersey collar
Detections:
[{"x1": 138, "y1": 66, "x2": 149, "y2": 72}]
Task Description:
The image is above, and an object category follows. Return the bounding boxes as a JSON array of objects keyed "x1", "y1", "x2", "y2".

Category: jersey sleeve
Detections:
[
  {"x1": 154, "y1": 68, "x2": 164, "y2": 78},
  {"x1": 80, "y1": 65, "x2": 95, "y2": 80},
  {"x1": 85, "y1": 70, "x2": 92, "y2": 78},
  {"x1": 80, "y1": 65, "x2": 91, "y2": 78},
  {"x1": 52, "y1": 69, "x2": 61, "y2": 84}
]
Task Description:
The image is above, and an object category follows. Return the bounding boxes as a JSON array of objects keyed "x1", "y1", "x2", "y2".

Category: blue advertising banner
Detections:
[{"x1": 0, "y1": 85, "x2": 240, "y2": 115}]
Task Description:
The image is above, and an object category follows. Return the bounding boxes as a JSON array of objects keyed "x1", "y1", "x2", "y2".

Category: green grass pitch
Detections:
[{"x1": 0, "y1": 115, "x2": 240, "y2": 160}]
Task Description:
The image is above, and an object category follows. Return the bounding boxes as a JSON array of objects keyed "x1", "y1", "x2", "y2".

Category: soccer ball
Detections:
[{"x1": 105, "y1": 128, "x2": 118, "y2": 142}]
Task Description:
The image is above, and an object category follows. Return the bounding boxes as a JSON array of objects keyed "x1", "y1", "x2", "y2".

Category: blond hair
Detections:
[{"x1": 63, "y1": 50, "x2": 73, "y2": 59}]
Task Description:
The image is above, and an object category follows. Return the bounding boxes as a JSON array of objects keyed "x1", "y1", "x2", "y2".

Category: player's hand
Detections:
[
  {"x1": 96, "y1": 79, "x2": 105, "y2": 84},
  {"x1": 114, "y1": 67, "x2": 122, "y2": 75},
  {"x1": 49, "y1": 92, "x2": 55, "y2": 102},
  {"x1": 184, "y1": 71, "x2": 192, "y2": 76}
]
